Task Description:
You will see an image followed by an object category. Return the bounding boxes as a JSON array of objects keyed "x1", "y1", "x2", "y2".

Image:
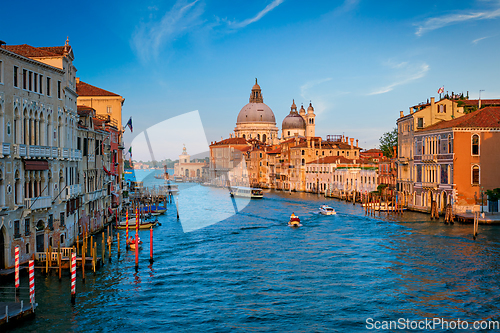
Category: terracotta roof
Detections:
[
  {"x1": 38, "y1": 46, "x2": 67, "y2": 56},
  {"x1": 4, "y1": 44, "x2": 66, "y2": 58},
  {"x1": 235, "y1": 146, "x2": 251, "y2": 153},
  {"x1": 266, "y1": 147, "x2": 282, "y2": 154},
  {"x1": 420, "y1": 107, "x2": 500, "y2": 132},
  {"x1": 307, "y1": 156, "x2": 353, "y2": 164},
  {"x1": 210, "y1": 137, "x2": 248, "y2": 146},
  {"x1": 459, "y1": 99, "x2": 500, "y2": 106},
  {"x1": 76, "y1": 80, "x2": 120, "y2": 97},
  {"x1": 362, "y1": 148, "x2": 383, "y2": 154}
]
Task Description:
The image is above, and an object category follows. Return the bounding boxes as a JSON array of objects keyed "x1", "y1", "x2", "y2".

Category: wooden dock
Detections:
[{"x1": 0, "y1": 300, "x2": 36, "y2": 328}]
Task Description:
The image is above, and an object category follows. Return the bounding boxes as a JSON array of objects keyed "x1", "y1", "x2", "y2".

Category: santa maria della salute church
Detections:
[{"x1": 233, "y1": 79, "x2": 316, "y2": 143}]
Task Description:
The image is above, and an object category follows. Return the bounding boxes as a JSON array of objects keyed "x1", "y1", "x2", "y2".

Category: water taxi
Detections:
[
  {"x1": 288, "y1": 213, "x2": 302, "y2": 227},
  {"x1": 319, "y1": 205, "x2": 336, "y2": 215},
  {"x1": 229, "y1": 186, "x2": 264, "y2": 199}
]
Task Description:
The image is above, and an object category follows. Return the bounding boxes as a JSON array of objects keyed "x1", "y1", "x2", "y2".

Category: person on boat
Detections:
[{"x1": 291, "y1": 212, "x2": 295, "y2": 217}]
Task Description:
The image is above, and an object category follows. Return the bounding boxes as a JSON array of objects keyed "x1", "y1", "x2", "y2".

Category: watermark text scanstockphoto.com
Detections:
[{"x1": 366, "y1": 318, "x2": 500, "y2": 330}]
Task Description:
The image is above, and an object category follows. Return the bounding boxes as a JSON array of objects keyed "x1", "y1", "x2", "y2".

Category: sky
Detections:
[{"x1": 2, "y1": 0, "x2": 500, "y2": 160}]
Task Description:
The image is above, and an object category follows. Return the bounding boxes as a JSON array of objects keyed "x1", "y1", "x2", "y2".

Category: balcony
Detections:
[
  {"x1": 13, "y1": 144, "x2": 27, "y2": 157},
  {"x1": 24, "y1": 196, "x2": 52, "y2": 211},
  {"x1": 421, "y1": 182, "x2": 438, "y2": 189},
  {"x1": 71, "y1": 149, "x2": 82, "y2": 161},
  {"x1": 51, "y1": 147, "x2": 58, "y2": 158},
  {"x1": 58, "y1": 147, "x2": 70, "y2": 159},
  {"x1": 85, "y1": 189, "x2": 104, "y2": 202},
  {"x1": 2, "y1": 143, "x2": 10, "y2": 156},
  {"x1": 398, "y1": 157, "x2": 409, "y2": 165},
  {"x1": 65, "y1": 184, "x2": 82, "y2": 199},
  {"x1": 28, "y1": 145, "x2": 51, "y2": 158},
  {"x1": 422, "y1": 154, "x2": 437, "y2": 163}
]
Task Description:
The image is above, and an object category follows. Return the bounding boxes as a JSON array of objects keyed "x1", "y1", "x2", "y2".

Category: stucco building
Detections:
[
  {"x1": 0, "y1": 40, "x2": 81, "y2": 268},
  {"x1": 413, "y1": 106, "x2": 500, "y2": 214}
]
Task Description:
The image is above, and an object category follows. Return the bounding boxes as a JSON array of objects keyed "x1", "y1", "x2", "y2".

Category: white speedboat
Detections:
[
  {"x1": 319, "y1": 205, "x2": 336, "y2": 215},
  {"x1": 229, "y1": 186, "x2": 264, "y2": 199}
]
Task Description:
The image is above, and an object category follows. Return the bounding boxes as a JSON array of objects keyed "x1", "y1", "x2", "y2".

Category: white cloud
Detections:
[
  {"x1": 415, "y1": 6, "x2": 500, "y2": 36},
  {"x1": 368, "y1": 62, "x2": 429, "y2": 95},
  {"x1": 333, "y1": 0, "x2": 360, "y2": 15},
  {"x1": 131, "y1": 0, "x2": 205, "y2": 63},
  {"x1": 300, "y1": 78, "x2": 333, "y2": 99},
  {"x1": 228, "y1": 0, "x2": 285, "y2": 29},
  {"x1": 472, "y1": 35, "x2": 490, "y2": 43}
]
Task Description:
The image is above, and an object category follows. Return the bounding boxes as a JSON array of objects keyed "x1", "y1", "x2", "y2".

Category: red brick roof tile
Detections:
[
  {"x1": 4, "y1": 44, "x2": 64, "y2": 57},
  {"x1": 210, "y1": 137, "x2": 248, "y2": 146},
  {"x1": 307, "y1": 156, "x2": 353, "y2": 164},
  {"x1": 76, "y1": 80, "x2": 120, "y2": 97},
  {"x1": 420, "y1": 107, "x2": 500, "y2": 131}
]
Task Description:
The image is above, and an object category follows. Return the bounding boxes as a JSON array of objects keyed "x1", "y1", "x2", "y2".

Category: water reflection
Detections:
[{"x1": 10, "y1": 183, "x2": 500, "y2": 332}]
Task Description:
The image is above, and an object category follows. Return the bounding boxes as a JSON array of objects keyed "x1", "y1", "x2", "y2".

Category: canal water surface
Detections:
[{"x1": 11, "y1": 172, "x2": 500, "y2": 332}]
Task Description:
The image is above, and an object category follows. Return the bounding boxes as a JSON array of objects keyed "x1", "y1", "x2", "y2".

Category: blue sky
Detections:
[{"x1": 3, "y1": 0, "x2": 500, "y2": 155}]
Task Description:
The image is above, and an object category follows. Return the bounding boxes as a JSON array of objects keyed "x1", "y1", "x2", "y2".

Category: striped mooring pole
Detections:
[
  {"x1": 15, "y1": 246, "x2": 20, "y2": 292},
  {"x1": 71, "y1": 252, "x2": 76, "y2": 304},
  {"x1": 126, "y1": 210, "x2": 129, "y2": 242},
  {"x1": 29, "y1": 260, "x2": 35, "y2": 306}
]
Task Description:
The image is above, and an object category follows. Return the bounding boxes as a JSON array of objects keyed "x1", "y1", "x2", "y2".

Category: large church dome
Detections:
[
  {"x1": 282, "y1": 100, "x2": 306, "y2": 130},
  {"x1": 236, "y1": 79, "x2": 276, "y2": 124}
]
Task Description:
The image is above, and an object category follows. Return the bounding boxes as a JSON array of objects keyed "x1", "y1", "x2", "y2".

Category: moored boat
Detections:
[
  {"x1": 319, "y1": 205, "x2": 336, "y2": 215},
  {"x1": 116, "y1": 220, "x2": 158, "y2": 229},
  {"x1": 230, "y1": 186, "x2": 264, "y2": 199}
]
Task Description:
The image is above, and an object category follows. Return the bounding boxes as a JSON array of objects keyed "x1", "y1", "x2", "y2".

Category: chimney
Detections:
[
  {"x1": 350, "y1": 138, "x2": 354, "y2": 149},
  {"x1": 393, "y1": 145, "x2": 397, "y2": 158},
  {"x1": 400, "y1": 111, "x2": 404, "y2": 118},
  {"x1": 431, "y1": 97, "x2": 435, "y2": 105},
  {"x1": 76, "y1": 77, "x2": 80, "y2": 84},
  {"x1": 356, "y1": 139, "x2": 358, "y2": 147},
  {"x1": 346, "y1": 137, "x2": 349, "y2": 144},
  {"x1": 342, "y1": 135, "x2": 344, "y2": 142}
]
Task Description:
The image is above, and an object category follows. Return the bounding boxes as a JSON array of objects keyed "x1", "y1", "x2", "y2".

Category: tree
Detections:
[{"x1": 379, "y1": 128, "x2": 398, "y2": 158}]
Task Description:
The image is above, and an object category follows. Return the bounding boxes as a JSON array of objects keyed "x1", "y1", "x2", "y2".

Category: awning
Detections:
[
  {"x1": 24, "y1": 160, "x2": 49, "y2": 171},
  {"x1": 103, "y1": 165, "x2": 112, "y2": 176}
]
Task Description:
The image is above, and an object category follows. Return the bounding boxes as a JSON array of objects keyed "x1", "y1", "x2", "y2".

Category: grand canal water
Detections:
[{"x1": 10, "y1": 170, "x2": 500, "y2": 332}]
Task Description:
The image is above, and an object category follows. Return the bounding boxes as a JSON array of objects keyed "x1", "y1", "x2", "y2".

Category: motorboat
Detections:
[
  {"x1": 288, "y1": 214, "x2": 302, "y2": 227},
  {"x1": 319, "y1": 205, "x2": 336, "y2": 215},
  {"x1": 127, "y1": 236, "x2": 142, "y2": 250},
  {"x1": 230, "y1": 186, "x2": 264, "y2": 199}
]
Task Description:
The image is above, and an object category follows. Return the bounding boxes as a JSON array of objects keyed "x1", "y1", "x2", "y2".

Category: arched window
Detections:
[
  {"x1": 262, "y1": 134, "x2": 266, "y2": 142},
  {"x1": 242, "y1": 134, "x2": 246, "y2": 139},
  {"x1": 472, "y1": 165, "x2": 480, "y2": 185},
  {"x1": 448, "y1": 135, "x2": 452, "y2": 153},
  {"x1": 472, "y1": 134, "x2": 479, "y2": 155},
  {"x1": 257, "y1": 134, "x2": 260, "y2": 141},
  {"x1": 302, "y1": 150, "x2": 305, "y2": 155}
]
